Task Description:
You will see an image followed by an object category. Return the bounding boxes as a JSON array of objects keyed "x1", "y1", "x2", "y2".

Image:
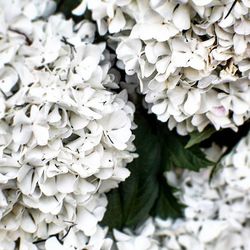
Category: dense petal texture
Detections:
[
  {"x1": 76, "y1": 0, "x2": 250, "y2": 135},
  {"x1": 0, "y1": 0, "x2": 135, "y2": 248}
]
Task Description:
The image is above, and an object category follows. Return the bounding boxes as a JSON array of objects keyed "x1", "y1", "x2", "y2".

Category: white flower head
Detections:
[
  {"x1": 76, "y1": 0, "x2": 250, "y2": 135},
  {"x1": 0, "y1": 0, "x2": 136, "y2": 247}
]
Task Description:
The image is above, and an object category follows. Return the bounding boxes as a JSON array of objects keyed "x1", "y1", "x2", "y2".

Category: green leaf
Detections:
[
  {"x1": 102, "y1": 112, "x2": 213, "y2": 231},
  {"x1": 102, "y1": 113, "x2": 161, "y2": 230},
  {"x1": 165, "y1": 133, "x2": 214, "y2": 171},
  {"x1": 151, "y1": 177, "x2": 185, "y2": 219},
  {"x1": 102, "y1": 189, "x2": 123, "y2": 229},
  {"x1": 185, "y1": 127, "x2": 216, "y2": 149}
]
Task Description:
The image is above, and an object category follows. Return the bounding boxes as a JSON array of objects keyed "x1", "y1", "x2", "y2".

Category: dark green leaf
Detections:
[
  {"x1": 102, "y1": 113, "x2": 162, "y2": 230},
  {"x1": 102, "y1": 190, "x2": 123, "y2": 229},
  {"x1": 165, "y1": 133, "x2": 214, "y2": 171},
  {"x1": 102, "y1": 112, "x2": 213, "y2": 231},
  {"x1": 185, "y1": 127, "x2": 216, "y2": 149},
  {"x1": 151, "y1": 177, "x2": 185, "y2": 218}
]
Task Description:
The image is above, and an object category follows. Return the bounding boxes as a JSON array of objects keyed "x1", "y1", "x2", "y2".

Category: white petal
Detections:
[
  {"x1": 39, "y1": 177, "x2": 57, "y2": 196},
  {"x1": 184, "y1": 90, "x2": 201, "y2": 115},
  {"x1": 206, "y1": 112, "x2": 231, "y2": 130},
  {"x1": 18, "y1": 166, "x2": 38, "y2": 195},
  {"x1": 13, "y1": 62, "x2": 35, "y2": 85},
  {"x1": 76, "y1": 207, "x2": 98, "y2": 236},
  {"x1": 93, "y1": 205, "x2": 106, "y2": 221},
  {"x1": 154, "y1": 23, "x2": 179, "y2": 41},
  {"x1": 109, "y1": 8, "x2": 126, "y2": 33},
  {"x1": 112, "y1": 167, "x2": 130, "y2": 181},
  {"x1": 198, "y1": 220, "x2": 228, "y2": 242},
  {"x1": 151, "y1": 100, "x2": 167, "y2": 115},
  {"x1": 233, "y1": 34, "x2": 247, "y2": 55},
  {"x1": 173, "y1": 5, "x2": 190, "y2": 30},
  {"x1": 38, "y1": 195, "x2": 64, "y2": 214},
  {"x1": 168, "y1": 87, "x2": 186, "y2": 106},
  {"x1": 156, "y1": 57, "x2": 171, "y2": 74},
  {"x1": 145, "y1": 43, "x2": 160, "y2": 64},
  {"x1": 45, "y1": 237, "x2": 66, "y2": 250},
  {"x1": 87, "y1": 226, "x2": 112, "y2": 250},
  {"x1": 13, "y1": 125, "x2": 32, "y2": 145},
  {"x1": 113, "y1": 230, "x2": 132, "y2": 242},
  {"x1": 10, "y1": 15, "x2": 33, "y2": 35},
  {"x1": 242, "y1": 0, "x2": 250, "y2": 7},
  {"x1": 192, "y1": 0, "x2": 213, "y2": 6},
  {"x1": 72, "y1": 1, "x2": 87, "y2": 15},
  {"x1": 117, "y1": 39, "x2": 141, "y2": 58},
  {"x1": 0, "y1": 67, "x2": 18, "y2": 94},
  {"x1": 77, "y1": 179, "x2": 96, "y2": 195},
  {"x1": 125, "y1": 58, "x2": 140, "y2": 75},
  {"x1": 19, "y1": 239, "x2": 38, "y2": 250},
  {"x1": 234, "y1": 18, "x2": 250, "y2": 35},
  {"x1": 76, "y1": 56, "x2": 98, "y2": 81},
  {"x1": 106, "y1": 126, "x2": 132, "y2": 150},
  {"x1": 188, "y1": 55, "x2": 205, "y2": 70},
  {"x1": 232, "y1": 96, "x2": 249, "y2": 115},
  {"x1": 20, "y1": 210, "x2": 37, "y2": 233},
  {"x1": 47, "y1": 106, "x2": 61, "y2": 124},
  {"x1": 56, "y1": 174, "x2": 77, "y2": 193},
  {"x1": 32, "y1": 124, "x2": 49, "y2": 146},
  {"x1": 219, "y1": 14, "x2": 235, "y2": 28}
]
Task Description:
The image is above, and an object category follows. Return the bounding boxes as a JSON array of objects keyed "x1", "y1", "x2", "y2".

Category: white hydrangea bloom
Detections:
[
  {"x1": 112, "y1": 133, "x2": 250, "y2": 249},
  {"x1": 76, "y1": 0, "x2": 250, "y2": 135},
  {"x1": 0, "y1": 0, "x2": 136, "y2": 248},
  {"x1": 43, "y1": 225, "x2": 113, "y2": 250},
  {"x1": 113, "y1": 218, "x2": 159, "y2": 250}
]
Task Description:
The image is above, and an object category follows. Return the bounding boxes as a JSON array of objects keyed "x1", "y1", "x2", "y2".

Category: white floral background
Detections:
[{"x1": 0, "y1": 0, "x2": 250, "y2": 249}]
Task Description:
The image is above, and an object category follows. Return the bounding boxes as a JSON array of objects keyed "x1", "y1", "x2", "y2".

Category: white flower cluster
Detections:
[
  {"x1": 113, "y1": 132, "x2": 250, "y2": 249},
  {"x1": 0, "y1": 0, "x2": 135, "y2": 248},
  {"x1": 75, "y1": 0, "x2": 250, "y2": 135}
]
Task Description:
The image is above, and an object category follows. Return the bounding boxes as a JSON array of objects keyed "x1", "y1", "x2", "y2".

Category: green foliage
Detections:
[
  {"x1": 164, "y1": 132, "x2": 213, "y2": 171},
  {"x1": 151, "y1": 177, "x2": 185, "y2": 219},
  {"x1": 185, "y1": 127, "x2": 216, "y2": 149},
  {"x1": 102, "y1": 113, "x2": 161, "y2": 230},
  {"x1": 101, "y1": 113, "x2": 213, "y2": 231}
]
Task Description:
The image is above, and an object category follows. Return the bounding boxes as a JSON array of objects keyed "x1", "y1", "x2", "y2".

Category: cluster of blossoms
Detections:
[
  {"x1": 75, "y1": 0, "x2": 250, "y2": 135},
  {"x1": 0, "y1": 0, "x2": 136, "y2": 248},
  {"x1": 1, "y1": 0, "x2": 250, "y2": 249},
  {"x1": 113, "y1": 132, "x2": 250, "y2": 249}
]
